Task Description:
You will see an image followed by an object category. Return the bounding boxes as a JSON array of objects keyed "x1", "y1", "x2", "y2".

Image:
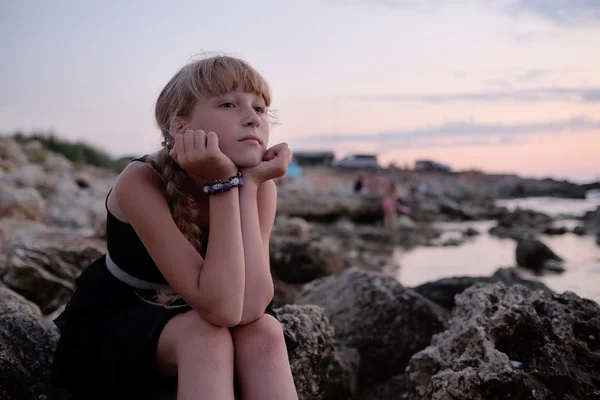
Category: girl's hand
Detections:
[
  {"x1": 169, "y1": 130, "x2": 238, "y2": 182},
  {"x1": 242, "y1": 143, "x2": 291, "y2": 185}
]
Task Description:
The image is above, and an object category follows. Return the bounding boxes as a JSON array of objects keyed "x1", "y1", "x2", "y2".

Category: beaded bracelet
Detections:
[{"x1": 203, "y1": 171, "x2": 244, "y2": 195}]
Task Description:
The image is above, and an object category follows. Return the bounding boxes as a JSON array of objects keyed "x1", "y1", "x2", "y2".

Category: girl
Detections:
[{"x1": 51, "y1": 55, "x2": 299, "y2": 399}]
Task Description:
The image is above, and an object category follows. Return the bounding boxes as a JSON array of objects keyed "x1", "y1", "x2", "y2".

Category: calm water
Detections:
[{"x1": 395, "y1": 197, "x2": 600, "y2": 304}]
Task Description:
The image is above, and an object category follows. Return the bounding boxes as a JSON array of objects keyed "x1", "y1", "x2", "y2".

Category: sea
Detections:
[{"x1": 395, "y1": 197, "x2": 600, "y2": 304}]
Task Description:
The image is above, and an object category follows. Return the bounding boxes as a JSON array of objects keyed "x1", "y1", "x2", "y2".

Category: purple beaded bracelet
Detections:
[{"x1": 203, "y1": 172, "x2": 244, "y2": 195}]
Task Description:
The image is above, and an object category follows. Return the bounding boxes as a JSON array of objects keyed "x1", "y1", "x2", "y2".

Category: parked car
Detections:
[{"x1": 333, "y1": 154, "x2": 379, "y2": 169}]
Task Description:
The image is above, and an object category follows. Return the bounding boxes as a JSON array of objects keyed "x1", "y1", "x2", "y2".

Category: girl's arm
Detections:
[
  {"x1": 237, "y1": 179, "x2": 277, "y2": 325},
  {"x1": 113, "y1": 162, "x2": 245, "y2": 327}
]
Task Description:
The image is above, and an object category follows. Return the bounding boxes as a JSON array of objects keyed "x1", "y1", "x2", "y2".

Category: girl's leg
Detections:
[
  {"x1": 231, "y1": 314, "x2": 298, "y2": 400},
  {"x1": 156, "y1": 310, "x2": 235, "y2": 400}
]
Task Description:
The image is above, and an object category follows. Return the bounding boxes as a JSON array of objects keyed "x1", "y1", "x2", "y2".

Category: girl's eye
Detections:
[
  {"x1": 220, "y1": 102, "x2": 235, "y2": 108},
  {"x1": 254, "y1": 106, "x2": 266, "y2": 114}
]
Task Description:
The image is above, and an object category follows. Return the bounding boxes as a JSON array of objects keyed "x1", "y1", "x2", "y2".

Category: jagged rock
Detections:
[
  {"x1": 516, "y1": 238, "x2": 564, "y2": 273},
  {"x1": 414, "y1": 267, "x2": 553, "y2": 310},
  {"x1": 1, "y1": 221, "x2": 105, "y2": 314},
  {"x1": 296, "y1": 267, "x2": 450, "y2": 389},
  {"x1": 0, "y1": 285, "x2": 59, "y2": 400},
  {"x1": 275, "y1": 304, "x2": 359, "y2": 400},
  {"x1": 406, "y1": 283, "x2": 600, "y2": 399}
]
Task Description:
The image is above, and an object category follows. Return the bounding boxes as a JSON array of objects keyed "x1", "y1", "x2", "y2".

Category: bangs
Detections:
[{"x1": 186, "y1": 56, "x2": 272, "y2": 106}]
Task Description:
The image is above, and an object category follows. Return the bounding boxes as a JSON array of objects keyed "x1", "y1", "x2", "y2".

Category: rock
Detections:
[
  {"x1": 0, "y1": 137, "x2": 29, "y2": 167},
  {"x1": 572, "y1": 225, "x2": 586, "y2": 236},
  {"x1": 406, "y1": 283, "x2": 600, "y2": 399},
  {"x1": 45, "y1": 178, "x2": 109, "y2": 237},
  {"x1": 0, "y1": 285, "x2": 59, "y2": 400},
  {"x1": 413, "y1": 267, "x2": 553, "y2": 310},
  {"x1": 296, "y1": 267, "x2": 450, "y2": 388},
  {"x1": 0, "y1": 287, "x2": 357, "y2": 400},
  {"x1": 516, "y1": 238, "x2": 564, "y2": 273},
  {"x1": 543, "y1": 226, "x2": 568, "y2": 235},
  {"x1": 269, "y1": 236, "x2": 345, "y2": 283},
  {"x1": 272, "y1": 278, "x2": 303, "y2": 308},
  {"x1": 463, "y1": 227, "x2": 480, "y2": 237},
  {"x1": 276, "y1": 189, "x2": 382, "y2": 223},
  {"x1": 276, "y1": 304, "x2": 359, "y2": 400},
  {"x1": 354, "y1": 374, "x2": 408, "y2": 400},
  {"x1": 489, "y1": 208, "x2": 554, "y2": 240},
  {"x1": 273, "y1": 216, "x2": 312, "y2": 241},
  {"x1": 3, "y1": 164, "x2": 55, "y2": 189},
  {"x1": 1, "y1": 221, "x2": 105, "y2": 314},
  {"x1": 597, "y1": 232, "x2": 600, "y2": 247},
  {"x1": 584, "y1": 206, "x2": 600, "y2": 234},
  {"x1": 0, "y1": 182, "x2": 47, "y2": 222}
]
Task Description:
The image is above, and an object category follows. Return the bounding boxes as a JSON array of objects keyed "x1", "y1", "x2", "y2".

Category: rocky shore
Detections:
[{"x1": 1, "y1": 137, "x2": 599, "y2": 399}]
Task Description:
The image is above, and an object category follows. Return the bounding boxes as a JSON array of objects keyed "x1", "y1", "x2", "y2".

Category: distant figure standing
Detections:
[
  {"x1": 353, "y1": 173, "x2": 366, "y2": 194},
  {"x1": 382, "y1": 183, "x2": 399, "y2": 229}
]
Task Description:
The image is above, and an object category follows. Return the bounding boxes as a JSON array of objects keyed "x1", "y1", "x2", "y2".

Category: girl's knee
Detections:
[
  {"x1": 158, "y1": 310, "x2": 233, "y2": 369},
  {"x1": 232, "y1": 314, "x2": 286, "y2": 359}
]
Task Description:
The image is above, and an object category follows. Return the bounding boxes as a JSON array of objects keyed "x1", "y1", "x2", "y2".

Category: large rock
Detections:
[
  {"x1": 276, "y1": 189, "x2": 382, "y2": 223},
  {"x1": 489, "y1": 208, "x2": 554, "y2": 240},
  {"x1": 414, "y1": 267, "x2": 554, "y2": 310},
  {"x1": 0, "y1": 285, "x2": 59, "y2": 400},
  {"x1": 0, "y1": 138, "x2": 29, "y2": 168},
  {"x1": 516, "y1": 238, "x2": 564, "y2": 273},
  {"x1": 270, "y1": 236, "x2": 346, "y2": 283},
  {"x1": 277, "y1": 304, "x2": 359, "y2": 400},
  {"x1": 584, "y1": 206, "x2": 600, "y2": 234},
  {"x1": 0, "y1": 221, "x2": 105, "y2": 314},
  {"x1": 406, "y1": 283, "x2": 600, "y2": 399},
  {"x1": 296, "y1": 268, "x2": 450, "y2": 389},
  {"x1": 0, "y1": 182, "x2": 47, "y2": 222}
]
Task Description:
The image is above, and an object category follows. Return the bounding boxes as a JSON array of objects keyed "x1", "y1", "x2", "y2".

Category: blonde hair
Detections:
[{"x1": 150, "y1": 54, "x2": 273, "y2": 306}]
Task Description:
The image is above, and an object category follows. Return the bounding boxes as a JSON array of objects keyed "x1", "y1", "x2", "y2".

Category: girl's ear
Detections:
[{"x1": 169, "y1": 117, "x2": 187, "y2": 139}]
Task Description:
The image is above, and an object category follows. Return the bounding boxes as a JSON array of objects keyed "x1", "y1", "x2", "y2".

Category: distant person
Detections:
[
  {"x1": 353, "y1": 172, "x2": 366, "y2": 194},
  {"x1": 51, "y1": 55, "x2": 298, "y2": 399},
  {"x1": 382, "y1": 183, "x2": 399, "y2": 229}
]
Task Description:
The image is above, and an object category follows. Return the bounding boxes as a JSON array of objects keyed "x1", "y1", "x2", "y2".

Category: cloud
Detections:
[
  {"x1": 351, "y1": 87, "x2": 600, "y2": 104},
  {"x1": 297, "y1": 116, "x2": 600, "y2": 149},
  {"x1": 503, "y1": 0, "x2": 600, "y2": 25}
]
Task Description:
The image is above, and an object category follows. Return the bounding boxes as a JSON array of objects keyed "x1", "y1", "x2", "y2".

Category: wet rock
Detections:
[
  {"x1": 463, "y1": 227, "x2": 480, "y2": 237},
  {"x1": 572, "y1": 225, "x2": 586, "y2": 236},
  {"x1": 406, "y1": 283, "x2": 600, "y2": 399},
  {"x1": 489, "y1": 208, "x2": 554, "y2": 240},
  {"x1": 543, "y1": 226, "x2": 568, "y2": 235},
  {"x1": 516, "y1": 238, "x2": 564, "y2": 273},
  {"x1": 413, "y1": 267, "x2": 553, "y2": 310},
  {"x1": 296, "y1": 267, "x2": 449, "y2": 389}
]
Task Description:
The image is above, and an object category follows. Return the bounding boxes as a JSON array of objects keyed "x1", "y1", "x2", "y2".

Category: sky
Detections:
[{"x1": 1, "y1": 0, "x2": 599, "y2": 182}]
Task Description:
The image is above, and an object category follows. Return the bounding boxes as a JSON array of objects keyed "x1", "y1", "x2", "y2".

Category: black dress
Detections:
[{"x1": 50, "y1": 156, "x2": 293, "y2": 400}]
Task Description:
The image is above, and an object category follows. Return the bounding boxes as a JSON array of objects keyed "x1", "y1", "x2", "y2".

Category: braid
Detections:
[
  {"x1": 153, "y1": 148, "x2": 203, "y2": 252},
  {"x1": 148, "y1": 147, "x2": 204, "y2": 308}
]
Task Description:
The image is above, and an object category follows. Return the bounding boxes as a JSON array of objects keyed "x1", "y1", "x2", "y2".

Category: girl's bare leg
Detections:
[
  {"x1": 231, "y1": 314, "x2": 298, "y2": 400},
  {"x1": 157, "y1": 310, "x2": 235, "y2": 400}
]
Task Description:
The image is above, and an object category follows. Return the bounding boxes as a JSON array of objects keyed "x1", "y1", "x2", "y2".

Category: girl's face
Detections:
[{"x1": 184, "y1": 86, "x2": 270, "y2": 168}]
